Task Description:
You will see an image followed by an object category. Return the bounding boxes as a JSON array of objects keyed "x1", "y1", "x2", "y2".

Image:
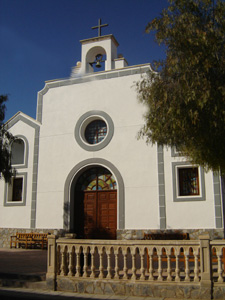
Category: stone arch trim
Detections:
[
  {"x1": 64, "y1": 158, "x2": 125, "y2": 231},
  {"x1": 86, "y1": 46, "x2": 106, "y2": 63},
  {"x1": 85, "y1": 46, "x2": 107, "y2": 73}
]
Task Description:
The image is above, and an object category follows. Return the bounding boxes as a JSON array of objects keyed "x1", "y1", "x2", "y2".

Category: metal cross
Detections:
[{"x1": 92, "y1": 18, "x2": 108, "y2": 37}]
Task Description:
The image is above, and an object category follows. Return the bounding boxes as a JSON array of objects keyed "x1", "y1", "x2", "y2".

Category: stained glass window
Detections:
[
  {"x1": 85, "y1": 120, "x2": 107, "y2": 144},
  {"x1": 178, "y1": 167, "x2": 199, "y2": 196},
  {"x1": 76, "y1": 167, "x2": 117, "y2": 191}
]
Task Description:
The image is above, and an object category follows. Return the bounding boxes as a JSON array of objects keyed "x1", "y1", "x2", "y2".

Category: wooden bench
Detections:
[{"x1": 10, "y1": 232, "x2": 48, "y2": 249}]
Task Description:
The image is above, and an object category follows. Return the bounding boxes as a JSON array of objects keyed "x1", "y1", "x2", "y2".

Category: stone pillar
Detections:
[
  {"x1": 199, "y1": 234, "x2": 211, "y2": 285},
  {"x1": 46, "y1": 235, "x2": 57, "y2": 290}
]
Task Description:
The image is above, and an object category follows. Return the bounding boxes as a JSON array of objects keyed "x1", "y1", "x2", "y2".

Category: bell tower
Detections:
[{"x1": 71, "y1": 19, "x2": 128, "y2": 76}]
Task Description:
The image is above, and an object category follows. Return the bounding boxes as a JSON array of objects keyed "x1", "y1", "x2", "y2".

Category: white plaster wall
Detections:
[
  {"x1": 36, "y1": 192, "x2": 64, "y2": 228},
  {"x1": 125, "y1": 187, "x2": 159, "y2": 229},
  {"x1": 164, "y1": 148, "x2": 216, "y2": 229},
  {"x1": 0, "y1": 120, "x2": 35, "y2": 228},
  {"x1": 36, "y1": 70, "x2": 218, "y2": 231},
  {"x1": 36, "y1": 73, "x2": 159, "y2": 229}
]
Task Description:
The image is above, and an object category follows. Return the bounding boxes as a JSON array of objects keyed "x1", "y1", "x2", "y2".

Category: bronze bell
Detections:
[{"x1": 95, "y1": 61, "x2": 101, "y2": 68}]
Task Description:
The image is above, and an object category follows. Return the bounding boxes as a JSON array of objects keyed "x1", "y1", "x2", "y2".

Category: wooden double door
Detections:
[{"x1": 76, "y1": 190, "x2": 117, "y2": 239}]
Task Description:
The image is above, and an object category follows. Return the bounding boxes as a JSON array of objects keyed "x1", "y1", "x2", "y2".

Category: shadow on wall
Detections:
[{"x1": 64, "y1": 202, "x2": 70, "y2": 230}]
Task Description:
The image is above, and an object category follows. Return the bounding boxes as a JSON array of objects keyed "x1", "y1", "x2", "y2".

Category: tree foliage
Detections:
[
  {"x1": 0, "y1": 95, "x2": 14, "y2": 182},
  {"x1": 137, "y1": 0, "x2": 225, "y2": 172}
]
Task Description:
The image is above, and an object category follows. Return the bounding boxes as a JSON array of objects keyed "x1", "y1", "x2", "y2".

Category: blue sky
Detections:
[{"x1": 0, "y1": 0, "x2": 169, "y2": 121}]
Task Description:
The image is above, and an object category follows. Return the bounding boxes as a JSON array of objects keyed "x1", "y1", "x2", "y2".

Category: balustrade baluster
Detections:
[
  {"x1": 147, "y1": 249, "x2": 154, "y2": 281},
  {"x1": 148, "y1": 251, "x2": 154, "y2": 281},
  {"x1": 61, "y1": 248, "x2": 66, "y2": 276},
  {"x1": 130, "y1": 249, "x2": 136, "y2": 280},
  {"x1": 157, "y1": 249, "x2": 163, "y2": 281},
  {"x1": 217, "y1": 248, "x2": 223, "y2": 283},
  {"x1": 184, "y1": 251, "x2": 190, "y2": 282},
  {"x1": 106, "y1": 249, "x2": 112, "y2": 279},
  {"x1": 167, "y1": 252, "x2": 172, "y2": 281},
  {"x1": 194, "y1": 249, "x2": 199, "y2": 282},
  {"x1": 114, "y1": 248, "x2": 120, "y2": 279},
  {"x1": 99, "y1": 249, "x2": 104, "y2": 279},
  {"x1": 123, "y1": 251, "x2": 128, "y2": 279},
  {"x1": 75, "y1": 248, "x2": 81, "y2": 277},
  {"x1": 83, "y1": 248, "x2": 88, "y2": 277},
  {"x1": 175, "y1": 249, "x2": 180, "y2": 282},
  {"x1": 68, "y1": 247, "x2": 74, "y2": 276},
  {"x1": 139, "y1": 248, "x2": 145, "y2": 280},
  {"x1": 90, "y1": 248, "x2": 95, "y2": 278}
]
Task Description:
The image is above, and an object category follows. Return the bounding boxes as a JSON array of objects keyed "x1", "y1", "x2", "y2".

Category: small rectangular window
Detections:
[
  {"x1": 178, "y1": 167, "x2": 199, "y2": 196},
  {"x1": 4, "y1": 173, "x2": 27, "y2": 206},
  {"x1": 172, "y1": 162, "x2": 205, "y2": 202},
  {"x1": 12, "y1": 178, "x2": 23, "y2": 201}
]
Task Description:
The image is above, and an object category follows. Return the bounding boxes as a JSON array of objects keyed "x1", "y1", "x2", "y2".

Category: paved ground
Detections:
[
  {"x1": 0, "y1": 248, "x2": 163, "y2": 300},
  {"x1": 0, "y1": 287, "x2": 163, "y2": 300},
  {"x1": 0, "y1": 248, "x2": 47, "y2": 275}
]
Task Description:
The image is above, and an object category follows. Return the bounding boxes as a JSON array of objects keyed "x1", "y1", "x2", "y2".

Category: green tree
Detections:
[
  {"x1": 0, "y1": 95, "x2": 14, "y2": 182},
  {"x1": 137, "y1": 0, "x2": 225, "y2": 172}
]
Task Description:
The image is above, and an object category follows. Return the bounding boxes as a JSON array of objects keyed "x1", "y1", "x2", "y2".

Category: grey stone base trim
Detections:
[
  {"x1": 0, "y1": 228, "x2": 66, "y2": 248},
  {"x1": 117, "y1": 228, "x2": 224, "y2": 240},
  {"x1": 213, "y1": 284, "x2": 225, "y2": 300},
  {"x1": 157, "y1": 144, "x2": 166, "y2": 230},
  {"x1": 213, "y1": 172, "x2": 223, "y2": 228},
  {"x1": 56, "y1": 278, "x2": 211, "y2": 299}
]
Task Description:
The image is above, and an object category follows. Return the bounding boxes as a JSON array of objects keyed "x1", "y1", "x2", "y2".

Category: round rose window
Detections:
[
  {"x1": 75, "y1": 111, "x2": 114, "y2": 151},
  {"x1": 84, "y1": 120, "x2": 107, "y2": 144}
]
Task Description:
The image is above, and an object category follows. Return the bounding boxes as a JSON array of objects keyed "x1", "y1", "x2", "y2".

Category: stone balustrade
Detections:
[
  {"x1": 210, "y1": 240, "x2": 225, "y2": 283},
  {"x1": 46, "y1": 235, "x2": 225, "y2": 299},
  {"x1": 56, "y1": 239, "x2": 200, "y2": 282}
]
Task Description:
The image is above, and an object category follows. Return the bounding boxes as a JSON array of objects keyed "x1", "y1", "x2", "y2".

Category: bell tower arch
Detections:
[
  {"x1": 80, "y1": 35, "x2": 119, "y2": 74},
  {"x1": 70, "y1": 19, "x2": 128, "y2": 77}
]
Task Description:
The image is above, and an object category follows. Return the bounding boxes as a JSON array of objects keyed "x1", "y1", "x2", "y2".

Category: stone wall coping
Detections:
[
  {"x1": 210, "y1": 240, "x2": 225, "y2": 245},
  {"x1": 57, "y1": 238, "x2": 200, "y2": 246},
  {"x1": 199, "y1": 234, "x2": 210, "y2": 240}
]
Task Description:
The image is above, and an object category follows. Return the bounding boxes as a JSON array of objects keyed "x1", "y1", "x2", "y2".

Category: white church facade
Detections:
[{"x1": 0, "y1": 26, "x2": 224, "y2": 247}]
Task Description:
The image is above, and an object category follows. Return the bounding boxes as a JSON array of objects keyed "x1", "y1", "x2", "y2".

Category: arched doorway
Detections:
[{"x1": 74, "y1": 166, "x2": 117, "y2": 239}]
